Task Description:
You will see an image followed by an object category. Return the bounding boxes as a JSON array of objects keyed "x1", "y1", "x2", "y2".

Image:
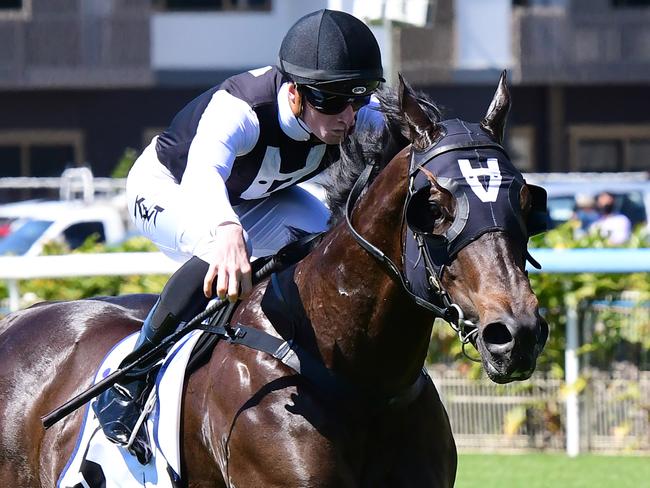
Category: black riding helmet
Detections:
[{"x1": 277, "y1": 9, "x2": 384, "y2": 98}]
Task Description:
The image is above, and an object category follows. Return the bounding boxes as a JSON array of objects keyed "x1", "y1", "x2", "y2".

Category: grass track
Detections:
[{"x1": 456, "y1": 453, "x2": 650, "y2": 488}]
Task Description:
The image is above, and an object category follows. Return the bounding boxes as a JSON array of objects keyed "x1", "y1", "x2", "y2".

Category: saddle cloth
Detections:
[{"x1": 57, "y1": 329, "x2": 205, "y2": 488}]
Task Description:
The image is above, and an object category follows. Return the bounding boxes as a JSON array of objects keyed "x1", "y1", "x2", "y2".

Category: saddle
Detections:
[
  {"x1": 186, "y1": 231, "x2": 325, "y2": 375},
  {"x1": 57, "y1": 234, "x2": 325, "y2": 487}
]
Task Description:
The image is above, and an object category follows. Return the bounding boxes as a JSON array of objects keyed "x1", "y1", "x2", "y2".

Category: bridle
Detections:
[
  {"x1": 344, "y1": 133, "x2": 547, "y2": 360},
  {"x1": 344, "y1": 147, "x2": 481, "y2": 359}
]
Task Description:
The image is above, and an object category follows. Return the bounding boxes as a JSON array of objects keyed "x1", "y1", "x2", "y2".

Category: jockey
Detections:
[{"x1": 93, "y1": 9, "x2": 385, "y2": 463}]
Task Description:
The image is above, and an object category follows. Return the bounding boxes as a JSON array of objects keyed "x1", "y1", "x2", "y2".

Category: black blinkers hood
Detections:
[{"x1": 404, "y1": 119, "x2": 548, "y2": 301}]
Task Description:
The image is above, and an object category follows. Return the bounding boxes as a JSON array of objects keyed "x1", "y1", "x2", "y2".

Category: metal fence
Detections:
[
  {"x1": 431, "y1": 369, "x2": 650, "y2": 453},
  {"x1": 429, "y1": 298, "x2": 650, "y2": 454},
  {"x1": 584, "y1": 373, "x2": 650, "y2": 452},
  {"x1": 581, "y1": 300, "x2": 650, "y2": 453},
  {"x1": 432, "y1": 371, "x2": 565, "y2": 452},
  {"x1": 582, "y1": 299, "x2": 650, "y2": 371}
]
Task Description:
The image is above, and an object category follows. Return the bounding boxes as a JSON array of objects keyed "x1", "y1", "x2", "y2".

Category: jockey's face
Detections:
[
  {"x1": 287, "y1": 83, "x2": 356, "y2": 145},
  {"x1": 302, "y1": 101, "x2": 356, "y2": 144}
]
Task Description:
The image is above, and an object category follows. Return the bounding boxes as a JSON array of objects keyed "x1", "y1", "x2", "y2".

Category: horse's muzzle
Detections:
[{"x1": 478, "y1": 313, "x2": 548, "y2": 384}]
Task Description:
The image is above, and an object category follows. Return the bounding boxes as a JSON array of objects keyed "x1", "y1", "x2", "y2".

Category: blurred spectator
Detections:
[
  {"x1": 589, "y1": 191, "x2": 632, "y2": 244},
  {"x1": 572, "y1": 193, "x2": 599, "y2": 237}
]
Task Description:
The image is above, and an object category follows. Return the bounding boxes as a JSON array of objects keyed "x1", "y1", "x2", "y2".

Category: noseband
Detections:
[{"x1": 345, "y1": 120, "x2": 548, "y2": 359}]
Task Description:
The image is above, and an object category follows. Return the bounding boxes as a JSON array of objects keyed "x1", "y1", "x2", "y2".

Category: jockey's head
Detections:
[{"x1": 278, "y1": 9, "x2": 384, "y2": 144}]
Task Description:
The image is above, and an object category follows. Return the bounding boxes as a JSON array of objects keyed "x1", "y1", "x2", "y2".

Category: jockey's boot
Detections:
[{"x1": 92, "y1": 301, "x2": 181, "y2": 465}]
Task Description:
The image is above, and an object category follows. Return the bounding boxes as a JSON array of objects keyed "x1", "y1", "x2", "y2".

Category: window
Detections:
[
  {"x1": 0, "y1": 0, "x2": 30, "y2": 20},
  {"x1": 0, "y1": 146, "x2": 21, "y2": 177},
  {"x1": 506, "y1": 126, "x2": 536, "y2": 172},
  {"x1": 0, "y1": 130, "x2": 84, "y2": 177},
  {"x1": 63, "y1": 222, "x2": 106, "y2": 249},
  {"x1": 0, "y1": 130, "x2": 84, "y2": 201},
  {"x1": 0, "y1": 219, "x2": 52, "y2": 256},
  {"x1": 0, "y1": 0, "x2": 21, "y2": 9},
  {"x1": 30, "y1": 145, "x2": 76, "y2": 177},
  {"x1": 153, "y1": 0, "x2": 271, "y2": 11},
  {"x1": 628, "y1": 139, "x2": 650, "y2": 171},
  {"x1": 0, "y1": 143, "x2": 76, "y2": 178},
  {"x1": 569, "y1": 125, "x2": 650, "y2": 172},
  {"x1": 611, "y1": 0, "x2": 650, "y2": 7},
  {"x1": 576, "y1": 140, "x2": 622, "y2": 172}
]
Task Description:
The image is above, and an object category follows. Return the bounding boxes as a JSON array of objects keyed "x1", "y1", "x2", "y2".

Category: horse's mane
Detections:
[{"x1": 324, "y1": 86, "x2": 443, "y2": 224}]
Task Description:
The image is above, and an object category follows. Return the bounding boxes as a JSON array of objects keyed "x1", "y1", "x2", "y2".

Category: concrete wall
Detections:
[{"x1": 151, "y1": 0, "x2": 326, "y2": 71}]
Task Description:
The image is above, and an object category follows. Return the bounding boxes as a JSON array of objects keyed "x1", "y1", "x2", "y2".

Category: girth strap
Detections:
[
  {"x1": 386, "y1": 369, "x2": 429, "y2": 409},
  {"x1": 198, "y1": 322, "x2": 348, "y2": 399},
  {"x1": 198, "y1": 319, "x2": 429, "y2": 412}
]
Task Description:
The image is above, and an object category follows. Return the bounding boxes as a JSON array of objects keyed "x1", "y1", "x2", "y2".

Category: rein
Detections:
[{"x1": 344, "y1": 155, "x2": 481, "y2": 360}]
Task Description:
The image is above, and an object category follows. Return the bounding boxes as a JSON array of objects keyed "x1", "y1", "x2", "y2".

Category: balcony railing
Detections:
[
  {"x1": 0, "y1": 2, "x2": 153, "y2": 88},
  {"x1": 513, "y1": 6, "x2": 650, "y2": 83}
]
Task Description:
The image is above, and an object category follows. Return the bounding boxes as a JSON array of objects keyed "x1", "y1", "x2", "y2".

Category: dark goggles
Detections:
[{"x1": 300, "y1": 85, "x2": 373, "y2": 115}]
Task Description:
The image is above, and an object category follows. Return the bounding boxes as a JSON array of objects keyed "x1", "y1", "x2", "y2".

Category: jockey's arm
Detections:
[{"x1": 179, "y1": 90, "x2": 260, "y2": 302}]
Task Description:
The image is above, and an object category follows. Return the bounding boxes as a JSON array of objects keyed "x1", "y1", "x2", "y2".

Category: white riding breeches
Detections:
[{"x1": 126, "y1": 139, "x2": 331, "y2": 263}]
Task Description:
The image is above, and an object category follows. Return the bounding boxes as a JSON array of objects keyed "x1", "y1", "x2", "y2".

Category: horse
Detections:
[{"x1": 0, "y1": 73, "x2": 548, "y2": 487}]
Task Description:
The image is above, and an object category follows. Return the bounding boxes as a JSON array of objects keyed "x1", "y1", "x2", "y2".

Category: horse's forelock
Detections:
[{"x1": 324, "y1": 87, "x2": 442, "y2": 224}]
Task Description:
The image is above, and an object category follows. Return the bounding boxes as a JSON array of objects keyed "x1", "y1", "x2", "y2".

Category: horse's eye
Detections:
[
  {"x1": 406, "y1": 188, "x2": 448, "y2": 234},
  {"x1": 428, "y1": 201, "x2": 443, "y2": 221}
]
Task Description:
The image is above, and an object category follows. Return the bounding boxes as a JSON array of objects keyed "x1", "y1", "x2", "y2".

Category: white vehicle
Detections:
[{"x1": 0, "y1": 199, "x2": 128, "y2": 256}]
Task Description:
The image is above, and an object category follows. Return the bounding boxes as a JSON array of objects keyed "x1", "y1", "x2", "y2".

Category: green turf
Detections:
[{"x1": 456, "y1": 453, "x2": 650, "y2": 488}]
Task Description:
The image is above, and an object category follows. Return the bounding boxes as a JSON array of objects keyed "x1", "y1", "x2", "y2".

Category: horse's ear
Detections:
[
  {"x1": 398, "y1": 73, "x2": 440, "y2": 148},
  {"x1": 480, "y1": 70, "x2": 511, "y2": 144}
]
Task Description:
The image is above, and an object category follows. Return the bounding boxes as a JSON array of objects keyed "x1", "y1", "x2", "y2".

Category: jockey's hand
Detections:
[{"x1": 203, "y1": 223, "x2": 252, "y2": 302}]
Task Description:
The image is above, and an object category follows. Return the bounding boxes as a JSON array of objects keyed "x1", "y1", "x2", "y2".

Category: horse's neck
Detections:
[{"x1": 295, "y1": 151, "x2": 434, "y2": 393}]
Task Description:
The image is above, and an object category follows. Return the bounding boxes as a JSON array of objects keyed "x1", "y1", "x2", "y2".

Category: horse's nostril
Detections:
[
  {"x1": 483, "y1": 322, "x2": 513, "y2": 345},
  {"x1": 482, "y1": 322, "x2": 515, "y2": 355}
]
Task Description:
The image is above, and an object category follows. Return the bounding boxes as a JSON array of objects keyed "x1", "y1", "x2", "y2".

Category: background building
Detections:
[{"x1": 1, "y1": 0, "x2": 649, "y2": 178}]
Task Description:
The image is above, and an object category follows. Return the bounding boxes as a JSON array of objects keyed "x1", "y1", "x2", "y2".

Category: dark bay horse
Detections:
[{"x1": 0, "y1": 73, "x2": 548, "y2": 487}]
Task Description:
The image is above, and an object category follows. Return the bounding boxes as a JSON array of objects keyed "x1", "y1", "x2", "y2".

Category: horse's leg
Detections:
[
  {"x1": 183, "y1": 340, "x2": 360, "y2": 488},
  {"x1": 181, "y1": 360, "x2": 229, "y2": 488},
  {"x1": 220, "y1": 374, "x2": 455, "y2": 488},
  {"x1": 366, "y1": 381, "x2": 457, "y2": 488},
  {"x1": 225, "y1": 385, "x2": 358, "y2": 488}
]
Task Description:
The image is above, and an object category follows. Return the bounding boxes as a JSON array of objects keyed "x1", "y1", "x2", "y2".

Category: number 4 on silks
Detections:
[{"x1": 458, "y1": 158, "x2": 502, "y2": 203}]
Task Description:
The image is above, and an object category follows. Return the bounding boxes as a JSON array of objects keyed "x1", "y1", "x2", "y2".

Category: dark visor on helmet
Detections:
[{"x1": 300, "y1": 85, "x2": 372, "y2": 115}]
